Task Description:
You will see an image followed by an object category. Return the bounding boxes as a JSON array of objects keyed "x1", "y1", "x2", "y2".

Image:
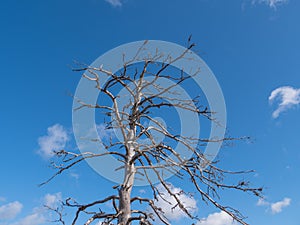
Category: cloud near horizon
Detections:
[
  {"x1": 1, "y1": 193, "x2": 62, "y2": 225},
  {"x1": 11, "y1": 213, "x2": 46, "y2": 225},
  {"x1": 269, "y1": 86, "x2": 300, "y2": 118},
  {"x1": 0, "y1": 201, "x2": 23, "y2": 220}
]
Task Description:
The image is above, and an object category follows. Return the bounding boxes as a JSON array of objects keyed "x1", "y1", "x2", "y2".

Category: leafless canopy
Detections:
[{"x1": 42, "y1": 40, "x2": 263, "y2": 225}]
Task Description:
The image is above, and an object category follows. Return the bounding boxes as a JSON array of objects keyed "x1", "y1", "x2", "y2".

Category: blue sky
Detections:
[{"x1": 1, "y1": 0, "x2": 300, "y2": 224}]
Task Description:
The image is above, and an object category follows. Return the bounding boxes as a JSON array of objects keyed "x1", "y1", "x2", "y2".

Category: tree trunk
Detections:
[
  {"x1": 118, "y1": 129, "x2": 136, "y2": 225},
  {"x1": 118, "y1": 163, "x2": 135, "y2": 224},
  {"x1": 118, "y1": 180, "x2": 132, "y2": 224}
]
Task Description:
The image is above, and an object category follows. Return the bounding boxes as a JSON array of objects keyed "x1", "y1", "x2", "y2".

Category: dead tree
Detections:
[{"x1": 42, "y1": 40, "x2": 263, "y2": 225}]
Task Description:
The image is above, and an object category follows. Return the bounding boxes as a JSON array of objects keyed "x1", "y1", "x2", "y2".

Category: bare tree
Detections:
[{"x1": 41, "y1": 40, "x2": 262, "y2": 225}]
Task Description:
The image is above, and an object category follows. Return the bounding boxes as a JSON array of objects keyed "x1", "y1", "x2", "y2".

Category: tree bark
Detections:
[
  {"x1": 118, "y1": 167, "x2": 134, "y2": 224},
  {"x1": 118, "y1": 129, "x2": 136, "y2": 225}
]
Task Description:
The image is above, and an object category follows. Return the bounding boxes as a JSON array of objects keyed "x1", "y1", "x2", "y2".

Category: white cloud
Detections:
[
  {"x1": 9, "y1": 193, "x2": 62, "y2": 225},
  {"x1": 253, "y1": 0, "x2": 288, "y2": 9},
  {"x1": 11, "y1": 213, "x2": 45, "y2": 225},
  {"x1": 269, "y1": 86, "x2": 300, "y2": 118},
  {"x1": 256, "y1": 198, "x2": 269, "y2": 206},
  {"x1": 139, "y1": 189, "x2": 146, "y2": 194},
  {"x1": 37, "y1": 124, "x2": 69, "y2": 158},
  {"x1": 154, "y1": 183, "x2": 197, "y2": 221},
  {"x1": 79, "y1": 124, "x2": 114, "y2": 148},
  {"x1": 43, "y1": 192, "x2": 62, "y2": 208},
  {"x1": 70, "y1": 172, "x2": 80, "y2": 180},
  {"x1": 105, "y1": 0, "x2": 122, "y2": 7},
  {"x1": 197, "y1": 211, "x2": 238, "y2": 225},
  {"x1": 0, "y1": 201, "x2": 23, "y2": 220},
  {"x1": 270, "y1": 198, "x2": 291, "y2": 214},
  {"x1": 0, "y1": 193, "x2": 62, "y2": 225},
  {"x1": 257, "y1": 197, "x2": 291, "y2": 214},
  {"x1": 96, "y1": 124, "x2": 114, "y2": 139}
]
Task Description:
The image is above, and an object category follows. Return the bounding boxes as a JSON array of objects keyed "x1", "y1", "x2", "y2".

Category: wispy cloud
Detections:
[
  {"x1": 253, "y1": 0, "x2": 288, "y2": 9},
  {"x1": 257, "y1": 197, "x2": 291, "y2": 214},
  {"x1": 269, "y1": 86, "x2": 300, "y2": 118},
  {"x1": 197, "y1": 211, "x2": 238, "y2": 225},
  {"x1": 139, "y1": 189, "x2": 146, "y2": 194},
  {"x1": 0, "y1": 201, "x2": 23, "y2": 220},
  {"x1": 96, "y1": 124, "x2": 114, "y2": 139},
  {"x1": 37, "y1": 124, "x2": 69, "y2": 158},
  {"x1": 105, "y1": 0, "x2": 122, "y2": 7},
  {"x1": 69, "y1": 172, "x2": 80, "y2": 180},
  {"x1": 153, "y1": 183, "x2": 197, "y2": 221}
]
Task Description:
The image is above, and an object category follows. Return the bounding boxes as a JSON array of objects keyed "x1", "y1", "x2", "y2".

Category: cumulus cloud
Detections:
[
  {"x1": 11, "y1": 213, "x2": 45, "y2": 225},
  {"x1": 197, "y1": 211, "x2": 238, "y2": 225},
  {"x1": 153, "y1": 183, "x2": 197, "y2": 221},
  {"x1": 256, "y1": 198, "x2": 269, "y2": 206},
  {"x1": 270, "y1": 198, "x2": 291, "y2": 214},
  {"x1": 257, "y1": 197, "x2": 291, "y2": 214},
  {"x1": 37, "y1": 124, "x2": 69, "y2": 158},
  {"x1": 269, "y1": 86, "x2": 300, "y2": 118},
  {"x1": 105, "y1": 0, "x2": 122, "y2": 7},
  {"x1": 9, "y1": 193, "x2": 62, "y2": 225},
  {"x1": 43, "y1": 193, "x2": 62, "y2": 208},
  {"x1": 0, "y1": 201, "x2": 23, "y2": 220},
  {"x1": 253, "y1": 0, "x2": 288, "y2": 9}
]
